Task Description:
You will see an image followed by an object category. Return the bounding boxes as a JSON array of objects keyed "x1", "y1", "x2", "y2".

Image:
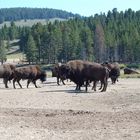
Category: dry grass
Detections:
[{"x1": 0, "y1": 18, "x2": 66, "y2": 28}]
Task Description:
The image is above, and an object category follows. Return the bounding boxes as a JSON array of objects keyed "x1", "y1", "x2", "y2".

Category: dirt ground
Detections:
[{"x1": 0, "y1": 77, "x2": 140, "y2": 140}]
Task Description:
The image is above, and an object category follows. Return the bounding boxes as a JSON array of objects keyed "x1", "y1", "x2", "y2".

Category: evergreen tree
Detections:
[
  {"x1": 19, "y1": 27, "x2": 31, "y2": 52},
  {"x1": 8, "y1": 21, "x2": 18, "y2": 40},
  {"x1": 6, "y1": 37, "x2": 10, "y2": 51},
  {"x1": 0, "y1": 8, "x2": 140, "y2": 63},
  {"x1": 26, "y1": 34, "x2": 37, "y2": 64},
  {"x1": 80, "y1": 25, "x2": 93, "y2": 61},
  {"x1": 51, "y1": 25, "x2": 63, "y2": 63},
  {"x1": 0, "y1": 38, "x2": 6, "y2": 64},
  {"x1": 94, "y1": 23, "x2": 105, "y2": 62},
  {"x1": 61, "y1": 23, "x2": 71, "y2": 62}
]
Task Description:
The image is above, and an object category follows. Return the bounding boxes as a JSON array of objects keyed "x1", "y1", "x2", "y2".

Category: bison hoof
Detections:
[{"x1": 101, "y1": 90, "x2": 106, "y2": 92}]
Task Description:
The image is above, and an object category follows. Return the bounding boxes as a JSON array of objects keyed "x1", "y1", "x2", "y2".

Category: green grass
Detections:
[
  {"x1": 6, "y1": 39, "x2": 26, "y2": 61},
  {"x1": 120, "y1": 73, "x2": 140, "y2": 78},
  {"x1": 7, "y1": 52, "x2": 24, "y2": 59},
  {"x1": 46, "y1": 70, "x2": 52, "y2": 78}
]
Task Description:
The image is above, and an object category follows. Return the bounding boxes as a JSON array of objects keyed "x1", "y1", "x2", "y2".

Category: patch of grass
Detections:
[
  {"x1": 120, "y1": 74, "x2": 140, "y2": 78},
  {"x1": 7, "y1": 52, "x2": 24, "y2": 59},
  {"x1": 0, "y1": 18, "x2": 66, "y2": 29},
  {"x1": 46, "y1": 70, "x2": 52, "y2": 78},
  {"x1": 119, "y1": 63, "x2": 126, "y2": 69},
  {"x1": 120, "y1": 69, "x2": 140, "y2": 78}
]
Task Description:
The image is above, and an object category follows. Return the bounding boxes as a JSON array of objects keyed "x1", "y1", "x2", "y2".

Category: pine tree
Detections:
[
  {"x1": 80, "y1": 25, "x2": 93, "y2": 61},
  {"x1": 0, "y1": 38, "x2": 7, "y2": 64},
  {"x1": 6, "y1": 37, "x2": 10, "y2": 51},
  {"x1": 61, "y1": 23, "x2": 71, "y2": 62},
  {"x1": 26, "y1": 34, "x2": 37, "y2": 64},
  {"x1": 8, "y1": 21, "x2": 18, "y2": 40},
  {"x1": 94, "y1": 23, "x2": 105, "y2": 62}
]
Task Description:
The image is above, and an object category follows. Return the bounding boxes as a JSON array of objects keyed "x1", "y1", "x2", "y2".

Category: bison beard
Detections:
[
  {"x1": 13, "y1": 65, "x2": 46, "y2": 89},
  {"x1": 59, "y1": 60, "x2": 109, "y2": 92}
]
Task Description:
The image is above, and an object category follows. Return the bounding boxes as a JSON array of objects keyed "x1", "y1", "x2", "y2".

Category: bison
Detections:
[
  {"x1": 124, "y1": 67, "x2": 139, "y2": 74},
  {"x1": 59, "y1": 60, "x2": 109, "y2": 92},
  {"x1": 51, "y1": 63, "x2": 66, "y2": 85},
  {"x1": 59, "y1": 60, "x2": 85, "y2": 91},
  {"x1": 13, "y1": 65, "x2": 46, "y2": 89},
  {"x1": 0, "y1": 64, "x2": 15, "y2": 88},
  {"x1": 102, "y1": 62, "x2": 120, "y2": 84}
]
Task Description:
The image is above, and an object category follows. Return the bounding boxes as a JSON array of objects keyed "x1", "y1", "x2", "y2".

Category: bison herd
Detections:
[
  {"x1": 52, "y1": 60, "x2": 120, "y2": 92},
  {"x1": 0, "y1": 60, "x2": 120, "y2": 92},
  {"x1": 0, "y1": 64, "x2": 46, "y2": 89}
]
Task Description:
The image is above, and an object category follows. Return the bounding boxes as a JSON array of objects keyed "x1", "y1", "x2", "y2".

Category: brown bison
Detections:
[
  {"x1": 0, "y1": 64, "x2": 15, "y2": 88},
  {"x1": 124, "y1": 67, "x2": 139, "y2": 74},
  {"x1": 103, "y1": 62, "x2": 120, "y2": 84},
  {"x1": 59, "y1": 60, "x2": 109, "y2": 92},
  {"x1": 51, "y1": 63, "x2": 66, "y2": 85},
  {"x1": 59, "y1": 60, "x2": 85, "y2": 91},
  {"x1": 13, "y1": 65, "x2": 46, "y2": 89}
]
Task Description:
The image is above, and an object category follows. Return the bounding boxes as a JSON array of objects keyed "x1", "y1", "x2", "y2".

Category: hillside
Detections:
[
  {"x1": 1, "y1": 8, "x2": 140, "y2": 64},
  {"x1": 0, "y1": 7, "x2": 81, "y2": 23},
  {"x1": 0, "y1": 18, "x2": 65, "y2": 28},
  {"x1": 5, "y1": 40, "x2": 23, "y2": 63}
]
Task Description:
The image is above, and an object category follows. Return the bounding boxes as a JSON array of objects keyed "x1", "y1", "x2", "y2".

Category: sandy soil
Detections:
[{"x1": 0, "y1": 77, "x2": 140, "y2": 140}]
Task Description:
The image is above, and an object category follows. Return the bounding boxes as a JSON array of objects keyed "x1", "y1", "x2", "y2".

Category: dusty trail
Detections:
[{"x1": 0, "y1": 78, "x2": 140, "y2": 139}]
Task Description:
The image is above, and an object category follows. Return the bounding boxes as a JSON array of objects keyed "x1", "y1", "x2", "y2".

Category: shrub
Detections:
[{"x1": 126, "y1": 63, "x2": 140, "y2": 69}]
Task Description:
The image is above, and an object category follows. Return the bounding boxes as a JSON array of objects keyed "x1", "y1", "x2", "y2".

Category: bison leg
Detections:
[
  {"x1": 99, "y1": 81, "x2": 103, "y2": 90},
  {"x1": 101, "y1": 79, "x2": 108, "y2": 92},
  {"x1": 85, "y1": 80, "x2": 89, "y2": 92},
  {"x1": 75, "y1": 84, "x2": 79, "y2": 90},
  {"x1": 13, "y1": 79, "x2": 16, "y2": 89},
  {"x1": 61, "y1": 79, "x2": 65, "y2": 85},
  {"x1": 92, "y1": 81, "x2": 97, "y2": 91},
  {"x1": 92, "y1": 81, "x2": 103, "y2": 91},
  {"x1": 100, "y1": 81, "x2": 105, "y2": 92},
  {"x1": 12, "y1": 78, "x2": 22, "y2": 89},
  {"x1": 3, "y1": 78, "x2": 8, "y2": 88},
  {"x1": 75, "y1": 84, "x2": 81, "y2": 91},
  {"x1": 13, "y1": 78, "x2": 22, "y2": 89},
  {"x1": 27, "y1": 79, "x2": 31, "y2": 88},
  {"x1": 57, "y1": 77, "x2": 60, "y2": 85},
  {"x1": 33, "y1": 80, "x2": 38, "y2": 88},
  {"x1": 17, "y1": 79, "x2": 22, "y2": 88}
]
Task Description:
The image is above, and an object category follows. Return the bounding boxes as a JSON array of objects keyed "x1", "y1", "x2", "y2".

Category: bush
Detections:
[
  {"x1": 126, "y1": 63, "x2": 140, "y2": 69},
  {"x1": 40, "y1": 64, "x2": 54, "y2": 71},
  {"x1": 119, "y1": 64, "x2": 126, "y2": 69}
]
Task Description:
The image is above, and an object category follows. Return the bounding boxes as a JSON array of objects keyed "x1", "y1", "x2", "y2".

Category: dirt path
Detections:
[{"x1": 0, "y1": 78, "x2": 140, "y2": 140}]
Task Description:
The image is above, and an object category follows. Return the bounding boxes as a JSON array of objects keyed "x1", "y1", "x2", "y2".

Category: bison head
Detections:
[
  {"x1": 51, "y1": 66, "x2": 59, "y2": 77},
  {"x1": 51, "y1": 68, "x2": 57, "y2": 77},
  {"x1": 40, "y1": 71, "x2": 47, "y2": 82},
  {"x1": 59, "y1": 64, "x2": 70, "y2": 80}
]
